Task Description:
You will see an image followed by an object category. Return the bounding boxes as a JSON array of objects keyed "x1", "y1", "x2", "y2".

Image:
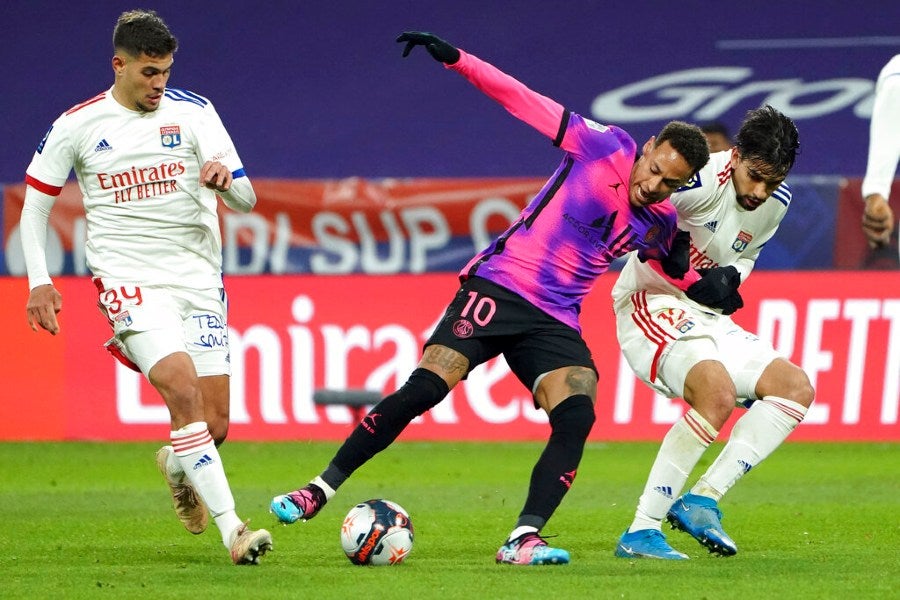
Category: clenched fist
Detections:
[{"x1": 862, "y1": 194, "x2": 895, "y2": 248}]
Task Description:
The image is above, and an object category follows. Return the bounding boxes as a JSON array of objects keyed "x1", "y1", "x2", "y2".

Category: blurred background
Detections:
[{"x1": 3, "y1": 0, "x2": 898, "y2": 180}]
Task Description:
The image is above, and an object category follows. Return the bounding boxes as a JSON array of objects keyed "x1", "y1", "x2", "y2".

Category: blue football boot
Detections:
[
  {"x1": 614, "y1": 529, "x2": 688, "y2": 560},
  {"x1": 666, "y1": 493, "x2": 738, "y2": 556},
  {"x1": 271, "y1": 484, "x2": 327, "y2": 524}
]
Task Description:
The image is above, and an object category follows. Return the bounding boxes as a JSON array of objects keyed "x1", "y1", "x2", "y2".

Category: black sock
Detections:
[
  {"x1": 517, "y1": 394, "x2": 596, "y2": 528},
  {"x1": 325, "y1": 368, "x2": 449, "y2": 488}
]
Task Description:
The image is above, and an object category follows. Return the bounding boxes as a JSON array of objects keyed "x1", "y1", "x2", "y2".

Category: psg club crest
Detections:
[
  {"x1": 160, "y1": 125, "x2": 181, "y2": 149},
  {"x1": 643, "y1": 224, "x2": 661, "y2": 244},
  {"x1": 732, "y1": 230, "x2": 753, "y2": 252},
  {"x1": 452, "y1": 319, "x2": 474, "y2": 338}
]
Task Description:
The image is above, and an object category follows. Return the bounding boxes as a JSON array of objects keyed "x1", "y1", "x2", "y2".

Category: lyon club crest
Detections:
[
  {"x1": 160, "y1": 125, "x2": 181, "y2": 148},
  {"x1": 732, "y1": 230, "x2": 753, "y2": 252}
]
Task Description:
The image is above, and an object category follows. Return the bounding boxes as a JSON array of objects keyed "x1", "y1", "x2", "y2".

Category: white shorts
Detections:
[
  {"x1": 616, "y1": 290, "x2": 781, "y2": 400},
  {"x1": 95, "y1": 281, "x2": 230, "y2": 377}
]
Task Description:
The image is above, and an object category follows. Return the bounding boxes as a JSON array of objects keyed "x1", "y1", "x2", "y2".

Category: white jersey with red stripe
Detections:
[
  {"x1": 611, "y1": 149, "x2": 790, "y2": 398},
  {"x1": 611, "y1": 149, "x2": 791, "y2": 310},
  {"x1": 25, "y1": 87, "x2": 246, "y2": 288}
]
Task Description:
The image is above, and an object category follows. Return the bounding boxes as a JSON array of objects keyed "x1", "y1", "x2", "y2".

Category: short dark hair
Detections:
[
  {"x1": 113, "y1": 9, "x2": 178, "y2": 58},
  {"x1": 655, "y1": 121, "x2": 710, "y2": 175},
  {"x1": 735, "y1": 105, "x2": 799, "y2": 178}
]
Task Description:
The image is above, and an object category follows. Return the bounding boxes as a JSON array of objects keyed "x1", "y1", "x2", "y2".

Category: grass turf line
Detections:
[{"x1": 0, "y1": 441, "x2": 897, "y2": 599}]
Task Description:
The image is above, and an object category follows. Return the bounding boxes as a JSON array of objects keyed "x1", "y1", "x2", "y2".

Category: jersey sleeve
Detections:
[
  {"x1": 732, "y1": 223, "x2": 777, "y2": 280},
  {"x1": 192, "y1": 100, "x2": 246, "y2": 174},
  {"x1": 21, "y1": 116, "x2": 74, "y2": 287},
  {"x1": 861, "y1": 55, "x2": 900, "y2": 201},
  {"x1": 190, "y1": 100, "x2": 256, "y2": 211},
  {"x1": 732, "y1": 187, "x2": 793, "y2": 280},
  {"x1": 732, "y1": 256, "x2": 756, "y2": 281},
  {"x1": 448, "y1": 50, "x2": 633, "y2": 163},
  {"x1": 449, "y1": 50, "x2": 567, "y2": 145},
  {"x1": 20, "y1": 186, "x2": 57, "y2": 289},
  {"x1": 24, "y1": 119, "x2": 75, "y2": 195},
  {"x1": 559, "y1": 114, "x2": 636, "y2": 163},
  {"x1": 670, "y1": 163, "x2": 720, "y2": 220}
]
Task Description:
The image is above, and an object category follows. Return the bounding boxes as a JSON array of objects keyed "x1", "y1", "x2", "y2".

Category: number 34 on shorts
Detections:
[
  {"x1": 95, "y1": 282, "x2": 145, "y2": 328},
  {"x1": 656, "y1": 307, "x2": 696, "y2": 335}
]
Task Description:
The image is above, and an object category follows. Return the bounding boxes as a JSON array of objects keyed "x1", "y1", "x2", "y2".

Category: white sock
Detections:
[
  {"x1": 692, "y1": 396, "x2": 807, "y2": 499},
  {"x1": 507, "y1": 526, "x2": 538, "y2": 542},
  {"x1": 311, "y1": 476, "x2": 337, "y2": 500},
  {"x1": 628, "y1": 409, "x2": 718, "y2": 533},
  {"x1": 171, "y1": 422, "x2": 242, "y2": 547}
]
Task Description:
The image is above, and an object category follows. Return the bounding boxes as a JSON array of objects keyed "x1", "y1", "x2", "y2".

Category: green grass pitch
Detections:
[{"x1": 1, "y1": 441, "x2": 897, "y2": 599}]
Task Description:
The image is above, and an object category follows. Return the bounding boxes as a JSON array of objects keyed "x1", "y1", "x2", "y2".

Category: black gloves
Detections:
[
  {"x1": 397, "y1": 31, "x2": 460, "y2": 64},
  {"x1": 686, "y1": 265, "x2": 744, "y2": 315},
  {"x1": 660, "y1": 230, "x2": 691, "y2": 279}
]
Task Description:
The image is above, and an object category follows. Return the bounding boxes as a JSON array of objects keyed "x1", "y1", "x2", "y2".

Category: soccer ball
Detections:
[{"x1": 340, "y1": 499, "x2": 414, "y2": 565}]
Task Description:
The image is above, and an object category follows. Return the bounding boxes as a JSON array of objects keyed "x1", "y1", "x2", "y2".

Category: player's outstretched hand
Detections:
[
  {"x1": 686, "y1": 265, "x2": 743, "y2": 315},
  {"x1": 660, "y1": 230, "x2": 691, "y2": 279},
  {"x1": 396, "y1": 31, "x2": 460, "y2": 64},
  {"x1": 862, "y1": 194, "x2": 894, "y2": 248}
]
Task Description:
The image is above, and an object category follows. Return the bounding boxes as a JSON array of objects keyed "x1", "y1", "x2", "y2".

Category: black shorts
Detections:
[{"x1": 426, "y1": 277, "x2": 597, "y2": 392}]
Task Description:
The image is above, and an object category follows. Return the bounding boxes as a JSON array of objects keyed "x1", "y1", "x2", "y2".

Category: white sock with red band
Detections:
[
  {"x1": 629, "y1": 408, "x2": 718, "y2": 533},
  {"x1": 692, "y1": 396, "x2": 807, "y2": 500},
  {"x1": 171, "y1": 421, "x2": 241, "y2": 547}
]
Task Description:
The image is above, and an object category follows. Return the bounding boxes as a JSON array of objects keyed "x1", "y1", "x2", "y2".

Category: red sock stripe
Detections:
[
  {"x1": 171, "y1": 429, "x2": 214, "y2": 454},
  {"x1": 762, "y1": 398, "x2": 805, "y2": 423},
  {"x1": 630, "y1": 292, "x2": 674, "y2": 382},
  {"x1": 683, "y1": 411, "x2": 716, "y2": 445}
]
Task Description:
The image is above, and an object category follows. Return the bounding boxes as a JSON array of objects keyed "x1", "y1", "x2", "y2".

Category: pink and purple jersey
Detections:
[{"x1": 451, "y1": 51, "x2": 679, "y2": 331}]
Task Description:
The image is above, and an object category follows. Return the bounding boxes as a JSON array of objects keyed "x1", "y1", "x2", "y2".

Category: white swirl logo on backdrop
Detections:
[{"x1": 590, "y1": 66, "x2": 875, "y2": 122}]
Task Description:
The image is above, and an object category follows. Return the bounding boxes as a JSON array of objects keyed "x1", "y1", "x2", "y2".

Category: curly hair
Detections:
[
  {"x1": 735, "y1": 105, "x2": 800, "y2": 178},
  {"x1": 655, "y1": 121, "x2": 710, "y2": 175},
  {"x1": 113, "y1": 9, "x2": 178, "y2": 58}
]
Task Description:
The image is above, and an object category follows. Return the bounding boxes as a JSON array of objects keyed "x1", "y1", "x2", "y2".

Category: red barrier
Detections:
[
  {"x1": 1, "y1": 272, "x2": 897, "y2": 441},
  {"x1": 3, "y1": 178, "x2": 544, "y2": 275},
  {"x1": 3, "y1": 178, "x2": 546, "y2": 244}
]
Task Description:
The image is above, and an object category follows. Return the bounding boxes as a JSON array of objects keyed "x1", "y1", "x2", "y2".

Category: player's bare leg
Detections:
[
  {"x1": 618, "y1": 359, "x2": 729, "y2": 559},
  {"x1": 497, "y1": 366, "x2": 595, "y2": 565},
  {"x1": 151, "y1": 353, "x2": 270, "y2": 564},
  {"x1": 671, "y1": 359, "x2": 812, "y2": 555},
  {"x1": 199, "y1": 374, "x2": 231, "y2": 445}
]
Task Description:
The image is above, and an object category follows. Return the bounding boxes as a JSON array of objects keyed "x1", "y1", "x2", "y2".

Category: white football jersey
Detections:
[
  {"x1": 612, "y1": 149, "x2": 792, "y2": 307},
  {"x1": 25, "y1": 87, "x2": 246, "y2": 288}
]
